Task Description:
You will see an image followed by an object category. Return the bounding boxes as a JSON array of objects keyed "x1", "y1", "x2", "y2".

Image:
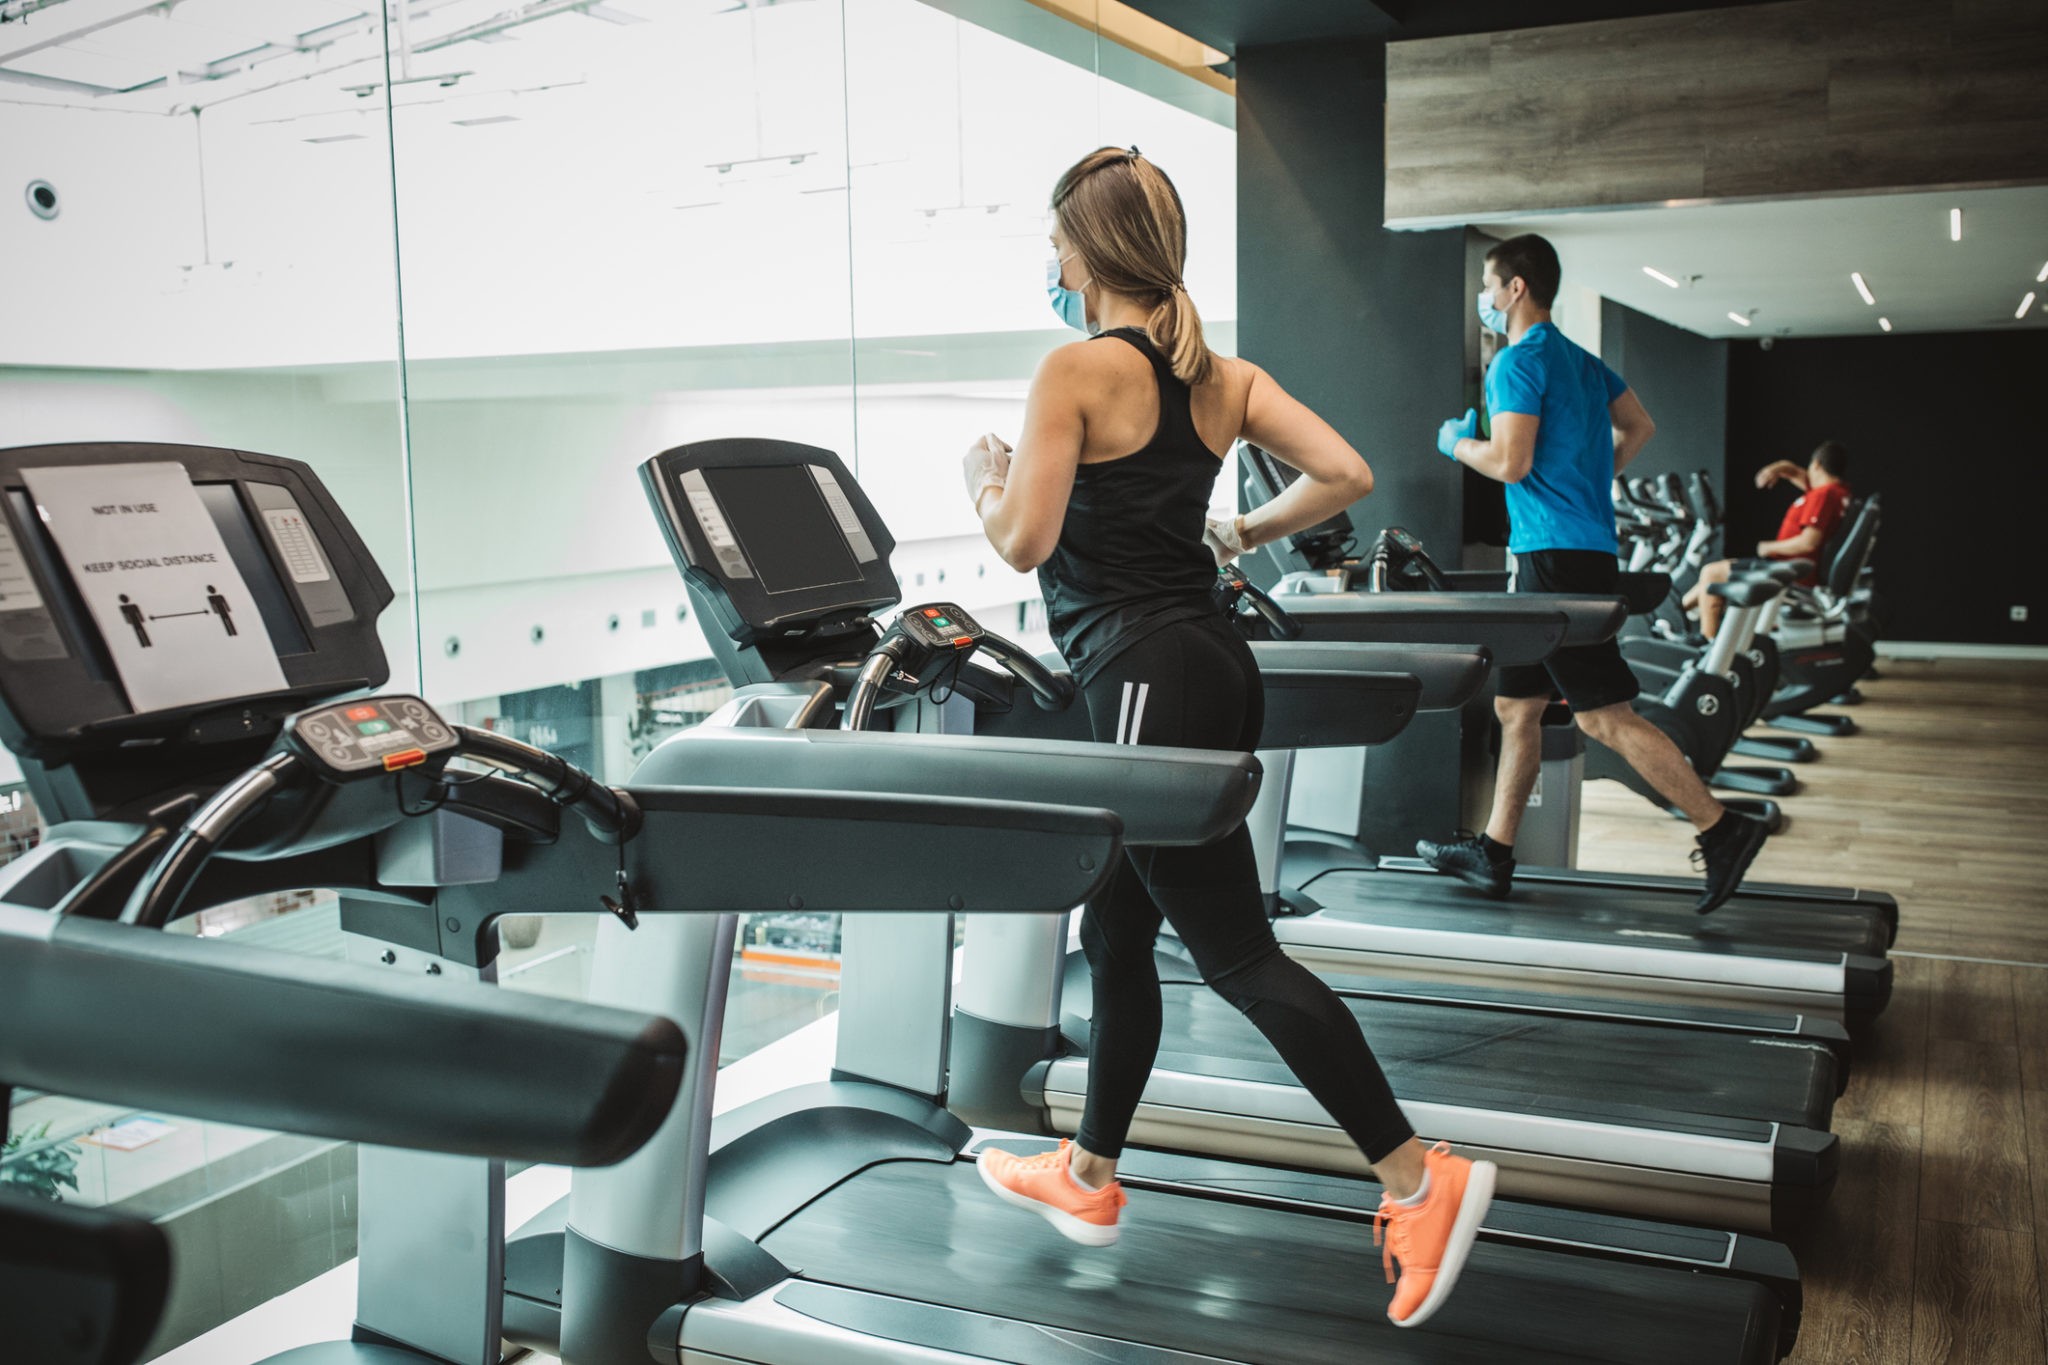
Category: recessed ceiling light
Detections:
[
  {"x1": 2020, "y1": 291, "x2": 2039, "y2": 320},
  {"x1": 1949, "y1": 208, "x2": 1962, "y2": 242},
  {"x1": 1879, "y1": 317, "x2": 1892, "y2": 332},
  {"x1": 452, "y1": 115, "x2": 520, "y2": 126},
  {"x1": 304, "y1": 134, "x2": 366, "y2": 143},
  {"x1": 2037, "y1": 261, "x2": 2048, "y2": 283},
  {"x1": 1642, "y1": 266, "x2": 1681, "y2": 289},
  {"x1": 1726, "y1": 312, "x2": 1752, "y2": 327},
  {"x1": 1851, "y1": 272, "x2": 1876, "y2": 305}
]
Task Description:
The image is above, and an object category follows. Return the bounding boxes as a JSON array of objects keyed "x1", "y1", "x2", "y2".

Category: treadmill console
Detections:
[
  {"x1": 286, "y1": 695, "x2": 457, "y2": 777},
  {"x1": 0, "y1": 443, "x2": 394, "y2": 823},
  {"x1": 641, "y1": 439, "x2": 905, "y2": 689},
  {"x1": 0, "y1": 444, "x2": 391, "y2": 759}
]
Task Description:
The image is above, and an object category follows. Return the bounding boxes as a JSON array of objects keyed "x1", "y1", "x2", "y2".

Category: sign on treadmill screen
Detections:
[{"x1": 22, "y1": 463, "x2": 288, "y2": 714}]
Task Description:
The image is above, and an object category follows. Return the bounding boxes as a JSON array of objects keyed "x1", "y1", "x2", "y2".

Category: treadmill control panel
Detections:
[
  {"x1": 286, "y1": 694, "x2": 457, "y2": 777},
  {"x1": 897, "y1": 602, "x2": 982, "y2": 651}
]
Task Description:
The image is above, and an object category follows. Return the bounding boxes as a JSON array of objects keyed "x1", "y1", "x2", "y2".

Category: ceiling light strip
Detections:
[
  {"x1": 1851, "y1": 272, "x2": 1876, "y2": 305},
  {"x1": 2020, "y1": 292, "x2": 2039, "y2": 321},
  {"x1": 1642, "y1": 266, "x2": 1681, "y2": 288},
  {"x1": 1726, "y1": 312, "x2": 1752, "y2": 327}
]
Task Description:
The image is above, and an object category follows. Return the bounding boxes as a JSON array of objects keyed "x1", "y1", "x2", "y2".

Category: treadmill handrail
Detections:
[
  {"x1": 0, "y1": 907, "x2": 686, "y2": 1167},
  {"x1": 640, "y1": 726, "x2": 1258, "y2": 848},
  {"x1": 1248, "y1": 641, "x2": 1491, "y2": 711},
  {"x1": 1267, "y1": 594, "x2": 1578, "y2": 667}
]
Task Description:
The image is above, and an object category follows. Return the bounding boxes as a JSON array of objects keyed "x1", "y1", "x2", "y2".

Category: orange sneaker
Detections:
[
  {"x1": 1374, "y1": 1141, "x2": 1496, "y2": 1328},
  {"x1": 976, "y1": 1140, "x2": 1127, "y2": 1247}
]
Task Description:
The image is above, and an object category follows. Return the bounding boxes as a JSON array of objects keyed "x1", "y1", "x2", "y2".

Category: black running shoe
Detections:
[
  {"x1": 1415, "y1": 832, "x2": 1514, "y2": 900},
  {"x1": 1692, "y1": 813, "x2": 1769, "y2": 914}
]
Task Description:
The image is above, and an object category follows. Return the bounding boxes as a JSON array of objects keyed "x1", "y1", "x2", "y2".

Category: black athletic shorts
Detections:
[{"x1": 1495, "y1": 549, "x2": 1642, "y2": 713}]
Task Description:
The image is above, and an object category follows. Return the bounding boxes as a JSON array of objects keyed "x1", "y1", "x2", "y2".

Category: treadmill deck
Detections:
[
  {"x1": 1094, "y1": 979, "x2": 1838, "y2": 1132},
  {"x1": 756, "y1": 1160, "x2": 1781, "y2": 1364},
  {"x1": 1298, "y1": 868, "x2": 1890, "y2": 959}
]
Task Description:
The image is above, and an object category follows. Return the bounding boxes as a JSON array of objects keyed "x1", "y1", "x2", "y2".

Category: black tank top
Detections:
[{"x1": 1037, "y1": 327, "x2": 1227, "y2": 685}]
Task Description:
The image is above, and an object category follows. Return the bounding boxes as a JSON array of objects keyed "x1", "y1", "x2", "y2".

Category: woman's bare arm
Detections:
[{"x1": 1234, "y1": 362, "x2": 1372, "y2": 549}]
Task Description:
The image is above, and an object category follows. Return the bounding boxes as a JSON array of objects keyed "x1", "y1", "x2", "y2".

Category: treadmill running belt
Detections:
[
  {"x1": 1152, "y1": 984, "x2": 1837, "y2": 1130},
  {"x1": 760, "y1": 1162, "x2": 1780, "y2": 1364},
  {"x1": 1304, "y1": 872, "x2": 1889, "y2": 958}
]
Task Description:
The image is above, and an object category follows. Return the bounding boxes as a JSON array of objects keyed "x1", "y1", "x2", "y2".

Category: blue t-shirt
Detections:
[{"x1": 1483, "y1": 322, "x2": 1628, "y2": 554}]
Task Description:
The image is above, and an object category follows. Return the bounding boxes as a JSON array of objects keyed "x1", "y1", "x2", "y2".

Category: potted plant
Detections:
[{"x1": 1, "y1": 1122, "x2": 82, "y2": 1202}]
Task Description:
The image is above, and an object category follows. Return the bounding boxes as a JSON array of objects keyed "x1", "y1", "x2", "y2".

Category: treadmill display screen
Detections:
[
  {"x1": 4, "y1": 481, "x2": 311, "y2": 672},
  {"x1": 701, "y1": 464, "x2": 861, "y2": 596}
]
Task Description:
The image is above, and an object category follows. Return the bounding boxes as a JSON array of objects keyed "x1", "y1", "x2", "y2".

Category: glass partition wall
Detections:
[
  {"x1": 0, "y1": 0, "x2": 1232, "y2": 1353},
  {"x1": 0, "y1": 7, "x2": 411, "y2": 1354}
]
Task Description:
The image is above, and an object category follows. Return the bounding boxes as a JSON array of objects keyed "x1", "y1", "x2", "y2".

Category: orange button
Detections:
[
  {"x1": 381, "y1": 748, "x2": 428, "y2": 771},
  {"x1": 346, "y1": 705, "x2": 379, "y2": 721},
  {"x1": 923, "y1": 608, "x2": 941, "y2": 617},
  {"x1": 953, "y1": 636, "x2": 973, "y2": 647}
]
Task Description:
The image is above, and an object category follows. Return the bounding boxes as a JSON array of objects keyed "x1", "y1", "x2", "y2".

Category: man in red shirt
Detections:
[{"x1": 1685, "y1": 440, "x2": 1852, "y2": 638}]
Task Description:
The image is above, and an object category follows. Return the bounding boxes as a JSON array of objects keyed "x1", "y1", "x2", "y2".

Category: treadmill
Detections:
[
  {"x1": 1234, "y1": 443, "x2": 1896, "y2": 1026},
  {"x1": 0, "y1": 444, "x2": 692, "y2": 1365},
  {"x1": 634, "y1": 440, "x2": 1845, "y2": 1238},
  {"x1": 443, "y1": 433, "x2": 1811, "y2": 1364}
]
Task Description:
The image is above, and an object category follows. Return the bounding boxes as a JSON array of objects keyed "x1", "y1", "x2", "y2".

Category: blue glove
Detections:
[{"x1": 1437, "y1": 408, "x2": 1479, "y2": 459}]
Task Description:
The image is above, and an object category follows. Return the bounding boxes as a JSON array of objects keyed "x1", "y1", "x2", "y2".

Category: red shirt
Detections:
[{"x1": 1770, "y1": 481, "x2": 1850, "y2": 582}]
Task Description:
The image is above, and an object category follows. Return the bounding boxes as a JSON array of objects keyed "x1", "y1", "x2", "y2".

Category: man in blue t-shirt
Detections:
[{"x1": 1419, "y1": 233, "x2": 1769, "y2": 915}]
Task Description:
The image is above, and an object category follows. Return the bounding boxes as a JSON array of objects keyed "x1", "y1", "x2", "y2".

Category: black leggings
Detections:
[{"x1": 1073, "y1": 617, "x2": 1415, "y2": 1164}]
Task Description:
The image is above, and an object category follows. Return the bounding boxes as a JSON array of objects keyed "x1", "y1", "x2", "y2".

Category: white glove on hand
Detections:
[
  {"x1": 963, "y1": 433, "x2": 1012, "y2": 509},
  {"x1": 1203, "y1": 515, "x2": 1247, "y2": 567}
]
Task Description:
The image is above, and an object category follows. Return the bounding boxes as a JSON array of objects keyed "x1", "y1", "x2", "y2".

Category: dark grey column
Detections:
[
  {"x1": 1236, "y1": 39, "x2": 1480, "y2": 854},
  {"x1": 1600, "y1": 299, "x2": 1730, "y2": 489}
]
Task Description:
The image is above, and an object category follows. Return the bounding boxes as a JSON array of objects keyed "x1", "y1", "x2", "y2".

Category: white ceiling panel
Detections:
[
  {"x1": 65, "y1": 13, "x2": 258, "y2": 69},
  {"x1": 163, "y1": 0, "x2": 373, "y2": 39},
  {"x1": 1489, "y1": 185, "x2": 2048, "y2": 340},
  {"x1": 4, "y1": 44, "x2": 167, "y2": 89}
]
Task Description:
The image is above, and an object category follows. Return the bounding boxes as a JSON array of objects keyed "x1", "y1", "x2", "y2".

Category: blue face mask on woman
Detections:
[
  {"x1": 1047, "y1": 252, "x2": 1094, "y2": 333},
  {"x1": 1476, "y1": 284, "x2": 1509, "y2": 335}
]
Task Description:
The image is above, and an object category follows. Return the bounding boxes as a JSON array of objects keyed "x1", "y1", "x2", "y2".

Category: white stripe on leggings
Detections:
[{"x1": 1127, "y1": 682, "x2": 1150, "y2": 744}]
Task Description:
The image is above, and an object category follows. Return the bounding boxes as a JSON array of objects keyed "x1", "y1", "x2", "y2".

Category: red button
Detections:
[
  {"x1": 381, "y1": 748, "x2": 428, "y2": 771},
  {"x1": 923, "y1": 608, "x2": 941, "y2": 618},
  {"x1": 954, "y1": 636, "x2": 974, "y2": 647},
  {"x1": 345, "y1": 705, "x2": 379, "y2": 721}
]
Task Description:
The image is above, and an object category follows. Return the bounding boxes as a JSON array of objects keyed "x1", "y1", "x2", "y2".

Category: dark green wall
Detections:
[
  {"x1": 1727, "y1": 329, "x2": 2048, "y2": 646},
  {"x1": 1237, "y1": 38, "x2": 1478, "y2": 853},
  {"x1": 1599, "y1": 299, "x2": 1731, "y2": 493},
  {"x1": 1236, "y1": 39, "x2": 1469, "y2": 554}
]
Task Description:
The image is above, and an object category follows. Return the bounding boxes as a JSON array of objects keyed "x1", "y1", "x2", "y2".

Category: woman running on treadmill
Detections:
[{"x1": 965, "y1": 146, "x2": 1495, "y2": 1330}]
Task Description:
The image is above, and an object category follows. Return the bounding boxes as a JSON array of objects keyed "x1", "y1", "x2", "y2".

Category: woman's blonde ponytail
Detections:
[{"x1": 1146, "y1": 284, "x2": 1213, "y2": 387}]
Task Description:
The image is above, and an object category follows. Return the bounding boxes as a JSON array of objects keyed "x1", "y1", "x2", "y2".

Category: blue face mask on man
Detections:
[
  {"x1": 1475, "y1": 283, "x2": 1510, "y2": 335},
  {"x1": 1047, "y1": 252, "x2": 1094, "y2": 333}
]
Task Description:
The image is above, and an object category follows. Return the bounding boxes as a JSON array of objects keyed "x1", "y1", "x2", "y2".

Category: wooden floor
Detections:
[{"x1": 1578, "y1": 657, "x2": 2048, "y2": 1365}]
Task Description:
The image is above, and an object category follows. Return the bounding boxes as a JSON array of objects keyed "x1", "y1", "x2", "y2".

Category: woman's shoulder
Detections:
[{"x1": 1035, "y1": 332, "x2": 1153, "y2": 386}]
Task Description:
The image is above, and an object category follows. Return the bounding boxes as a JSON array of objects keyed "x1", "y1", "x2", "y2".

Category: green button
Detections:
[
  {"x1": 933, "y1": 617, "x2": 952, "y2": 628},
  {"x1": 356, "y1": 719, "x2": 392, "y2": 736}
]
